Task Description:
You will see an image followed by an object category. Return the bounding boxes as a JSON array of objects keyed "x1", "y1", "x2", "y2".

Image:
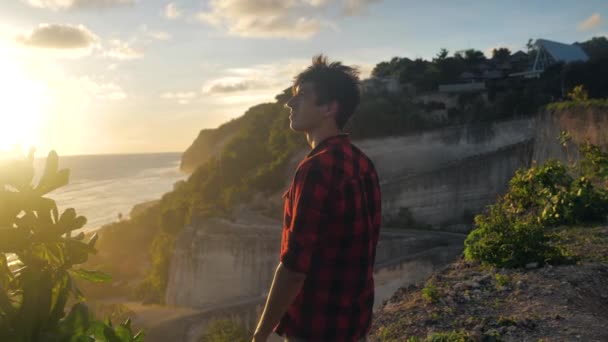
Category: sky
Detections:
[{"x1": 0, "y1": 0, "x2": 606, "y2": 156}]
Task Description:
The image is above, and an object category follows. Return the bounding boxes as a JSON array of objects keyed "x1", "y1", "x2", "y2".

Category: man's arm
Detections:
[{"x1": 253, "y1": 262, "x2": 305, "y2": 341}]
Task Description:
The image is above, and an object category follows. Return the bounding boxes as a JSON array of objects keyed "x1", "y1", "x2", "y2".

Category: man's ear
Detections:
[{"x1": 325, "y1": 100, "x2": 339, "y2": 118}]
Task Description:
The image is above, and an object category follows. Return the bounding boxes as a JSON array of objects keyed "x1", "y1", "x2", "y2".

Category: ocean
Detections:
[{"x1": 34, "y1": 152, "x2": 187, "y2": 232}]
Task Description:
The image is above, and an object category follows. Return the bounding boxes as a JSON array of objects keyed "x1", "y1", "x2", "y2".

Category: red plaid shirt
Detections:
[{"x1": 274, "y1": 133, "x2": 382, "y2": 342}]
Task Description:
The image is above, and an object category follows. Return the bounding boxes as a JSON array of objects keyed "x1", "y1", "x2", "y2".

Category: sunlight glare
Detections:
[{"x1": 0, "y1": 46, "x2": 47, "y2": 154}]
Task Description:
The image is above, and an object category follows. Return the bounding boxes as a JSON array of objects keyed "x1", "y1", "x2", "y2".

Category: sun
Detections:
[{"x1": 0, "y1": 46, "x2": 46, "y2": 154}]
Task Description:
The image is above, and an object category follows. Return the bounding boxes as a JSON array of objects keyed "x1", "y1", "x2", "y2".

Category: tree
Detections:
[
  {"x1": 526, "y1": 38, "x2": 535, "y2": 53},
  {"x1": 434, "y1": 48, "x2": 449, "y2": 61},
  {"x1": 492, "y1": 47, "x2": 511, "y2": 64},
  {"x1": 576, "y1": 36, "x2": 608, "y2": 60},
  {"x1": 463, "y1": 49, "x2": 487, "y2": 67},
  {"x1": 436, "y1": 56, "x2": 466, "y2": 83}
]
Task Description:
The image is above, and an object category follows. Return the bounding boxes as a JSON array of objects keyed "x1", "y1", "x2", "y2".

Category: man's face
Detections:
[{"x1": 285, "y1": 82, "x2": 327, "y2": 133}]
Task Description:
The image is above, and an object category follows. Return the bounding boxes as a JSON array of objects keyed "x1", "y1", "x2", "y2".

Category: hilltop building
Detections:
[{"x1": 510, "y1": 38, "x2": 589, "y2": 78}]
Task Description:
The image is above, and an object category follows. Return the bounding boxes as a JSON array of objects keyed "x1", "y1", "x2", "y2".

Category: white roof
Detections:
[{"x1": 535, "y1": 39, "x2": 589, "y2": 63}]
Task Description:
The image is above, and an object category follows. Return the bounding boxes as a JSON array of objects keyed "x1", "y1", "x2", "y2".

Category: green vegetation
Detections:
[
  {"x1": 421, "y1": 281, "x2": 440, "y2": 303},
  {"x1": 546, "y1": 85, "x2": 608, "y2": 111},
  {"x1": 494, "y1": 273, "x2": 510, "y2": 288},
  {"x1": 465, "y1": 130, "x2": 608, "y2": 267},
  {"x1": 0, "y1": 150, "x2": 143, "y2": 341},
  {"x1": 401, "y1": 331, "x2": 472, "y2": 342},
  {"x1": 424, "y1": 331, "x2": 472, "y2": 342},
  {"x1": 553, "y1": 226, "x2": 608, "y2": 263},
  {"x1": 197, "y1": 320, "x2": 248, "y2": 342}
]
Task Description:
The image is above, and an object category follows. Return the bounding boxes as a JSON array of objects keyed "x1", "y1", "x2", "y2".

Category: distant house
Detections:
[
  {"x1": 361, "y1": 76, "x2": 401, "y2": 94},
  {"x1": 509, "y1": 50, "x2": 528, "y2": 64},
  {"x1": 510, "y1": 39, "x2": 589, "y2": 78},
  {"x1": 532, "y1": 39, "x2": 589, "y2": 71}
]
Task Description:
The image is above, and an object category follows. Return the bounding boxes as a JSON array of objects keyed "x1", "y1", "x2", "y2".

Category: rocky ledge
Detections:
[{"x1": 370, "y1": 226, "x2": 608, "y2": 342}]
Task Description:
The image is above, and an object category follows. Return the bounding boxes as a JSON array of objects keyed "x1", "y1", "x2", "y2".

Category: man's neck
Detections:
[{"x1": 306, "y1": 126, "x2": 341, "y2": 149}]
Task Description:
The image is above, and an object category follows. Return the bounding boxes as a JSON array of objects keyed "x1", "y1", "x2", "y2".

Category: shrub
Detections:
[
  {"x1": 494, "y1": 273, "x2": 510, "y2": 287},
  {"x1": 464, "y1": 140, "x2": 608, "y2": 268},
  {"x1": 464, "y1": 204, "x2": 562, "y2": 268},
  {"x1": 422, "y1": 281, "x2": 440, "y2": 303},
  {"x1": 0, "y1": 150, "x2": 143, "y2": 341},
  {"x1": 567, "y1": 84, "x2": 589, "y2": 102}
]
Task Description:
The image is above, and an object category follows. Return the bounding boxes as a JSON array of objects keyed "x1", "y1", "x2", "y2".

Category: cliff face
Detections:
[
  {"x1": 165, "y1": 218, "x2": 279, "y2": 307},
  {"x1": 381, "y1": 140, "x2": 534, "y2": 232},
  {"x1": 357, "y1": 118, "x2": 536, "y2": 232},
  {"x1": 533, "y1": 104, "x2": 608, "y2": 165},
  {"x1": 167, "y1": 118, "x2": 540, "y2": 307},
  {"x1": 165, "y1": 214, "x2": 465, "y2": 309}
]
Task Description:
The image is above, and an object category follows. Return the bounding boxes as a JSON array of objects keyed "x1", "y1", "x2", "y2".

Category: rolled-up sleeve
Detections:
[{"x1": 280, "y1": 160, "x2": 330, "y2": 274}]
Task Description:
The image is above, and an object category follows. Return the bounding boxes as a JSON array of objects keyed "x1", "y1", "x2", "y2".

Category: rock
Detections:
[
  {"x1": 485, "y1": 328, "x2": 500, "y2": 337},
  {"x1": 473, "y1": 274, "x2": 492, "y2": 284},
  {"x1": 525, "y1": 262, "x2": 539, "y2": 269},
  {"x1": 496, "y1": 285, "x2": 508, "y2": 292}
]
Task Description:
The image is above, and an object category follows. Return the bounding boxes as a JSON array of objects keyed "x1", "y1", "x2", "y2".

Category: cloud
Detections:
[
  {"x1": 201, "y1": 60, "x2": 312, "y2": 102},
  {"x1": 203, "y1": 79, "x2": 267, "y2": 93},
  {"x1": 76, "y1": 77, "x2": 127, "y2": 100},
  {"x1": 26, "y1": 0, "x2": 134, "y2": 10},
  {"x1": 342, "y1": 0, "x2": 381, "y2": 15},
  {"x1": 164, "y1": 3, "x2": 181, "y2": 19},
  {"x1": 578, "y1": 13, "x2": 603, "y2": 31},
  {"x1": 16, "y1": 23, "x2": 98, "y2": 50},
  {"x1": 196, "y1": 0, "x2": 381, "y2": 39},
  {"x1": 148, "y1": 31, "x2": 171, "y2": 40},
  {"x1": 203, "y1": 57, "x2": 372, "y2": 95},
  {"x1": 161, "y1": 91, "x2": 197, "y2": 104},
  {"x1": 104, "y1": 39, "x2": 143, "y2": 60}
]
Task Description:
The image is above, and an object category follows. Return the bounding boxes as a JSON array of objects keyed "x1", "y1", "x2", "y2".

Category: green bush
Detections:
[
  {"x1": 0, "y1": 150, "x2": 143, "y2": 341},
  {"x1": 464, "y1": 203, "x2": 562, "y2": 268},
  {"x1": 421, "y1": 281, "x2": 439, "y2": 303},
  {"x1": 464, "y1": 140, "x2": 608, "y2": 268}
]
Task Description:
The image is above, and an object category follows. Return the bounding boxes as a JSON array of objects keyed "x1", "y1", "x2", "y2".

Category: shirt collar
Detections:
[{"x1": 306, "y1": 133, "x2": 350, "y2": 158}]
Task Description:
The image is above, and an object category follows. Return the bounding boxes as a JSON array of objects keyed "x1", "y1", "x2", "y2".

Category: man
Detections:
[{"x1": 252, "y1": 55, "x2": 382, "y2": 342}]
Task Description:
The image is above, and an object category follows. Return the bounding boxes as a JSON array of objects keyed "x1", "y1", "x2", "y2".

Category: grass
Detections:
[
  {"x1": 545, "y1": 99, "x2": 608, "y2": 111},
  {"x1": 494, "y1": 273, "x2": 510, "y2": 288},
  {"x1": 552, "y1": 226, "x2": 608, "y2": 263}
]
